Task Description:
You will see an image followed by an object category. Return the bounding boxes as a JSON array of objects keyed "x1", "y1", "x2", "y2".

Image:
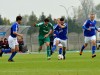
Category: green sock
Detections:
[{"x1": 47, "y1": 46, "x2": 51, "y2": 57}]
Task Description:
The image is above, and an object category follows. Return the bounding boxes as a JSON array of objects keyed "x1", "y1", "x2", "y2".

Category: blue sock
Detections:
[
  {"x1": 92, "y1": 46, "x2": 96, "y2": 54},
  {"x1": 9, "y1": 52, "x2": 17, "y2": 60},
  {"x1": 81, "y1": 45, "x2": 85, "y2": 52},
  {"x1": 2, "y1": 49, "x2": 11, "y2": 53},
  {"x1": 52, "y1": 45, "x2": 56, "y2": 52},
  {"x1": 59, "y1": 48, "x2": 62, "y2": 54}
]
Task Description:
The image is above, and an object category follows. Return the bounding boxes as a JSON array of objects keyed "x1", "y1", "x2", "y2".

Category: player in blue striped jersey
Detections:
[
  {"x1": 52, "y1": 18, "x2": 68, "y2": 59},
  {"x1": 80, "y1": 14, "x2": 100, "y2": 58},
  {"x1": 0, "y1": 16, "x2": 23, "y2": 62}
]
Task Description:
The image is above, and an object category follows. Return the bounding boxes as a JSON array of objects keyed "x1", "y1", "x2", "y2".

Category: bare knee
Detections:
[
  {"x1": 15, "y1": 45, "x2": 19, "y2": 52},
  {"x1": 91, "y1": 40, "x2": 96, "y2": 46},
  {"x1": 46, "y1": 42, "x2": 50, "y2": 46},
  {"x1": 84, "y1": 43, "x2": 88, "y2": 47}
]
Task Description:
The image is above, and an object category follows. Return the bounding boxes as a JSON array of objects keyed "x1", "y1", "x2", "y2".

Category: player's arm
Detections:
[
  {"x1": 95, "y1": 27, "x2": 100, "y2": 32},
  {"x1": 13, "y1": 25, "x2": 23, "y2": 37},
  {"x1": 44, "y1": 29, "x2": 53, "y2": 38},
  {"x1": 57, "y1": 21, "x2": 65, "y2": 28},
  {"x1": 13, "y1": 32, "x2": 23, "y2": 37},
  {"x1": 44, "y1": 23, "x2": 53, "y2": 38},
  {"x1": 33, "y1": 22, "x2": 43, "y2": 27},
  {"x1": 82, "y1": 20, "x2": 91, "y2": 31},
  {"x1": 94, "y1": 21, "x2": 100, "y2": 32}
]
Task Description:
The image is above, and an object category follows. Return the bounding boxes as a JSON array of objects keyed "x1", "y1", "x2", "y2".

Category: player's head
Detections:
[
  {"x1": 16, "y1": 16, "x2": 22, "y2": 24},
  {"x1": 60, "y1": 17, "x2": 65, "y2": 25},
  {"x1": 90, "y1": 13, "x2": 95, "y2": 21},
  {"x1": 44, "y1": 18, "x2": 49, "y2": 25},
  {"x1": 56, "y1": 18, "x2": 60, "y2": 24},
  {"x1": 54, "y1": 18, "x2": 60, "y2": 24}
]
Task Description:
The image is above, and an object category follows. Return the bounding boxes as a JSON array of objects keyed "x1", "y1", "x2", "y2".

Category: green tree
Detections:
[
  {"x1": 38, "y1": 12, "x2": 46, "y2": 22},
  {"x1": 47, "y1": 14, "x2": 55, "y2": 25},
  {"x1": 95, "y1": 4, "x2": 100, "y2": 19},
  {"x1": 27, "y1": 11, "x2": 38, "y2": 35},
  {"x1": 0, "y1": 15, "x2": 4, "y2": 25},
  {"x1": 28, "y1": 11, "x2": 38, "y2": 25},
  {"x1": 22, "y1": 15, "x2": 29, "y2": 25},
  {"x1": 65, "y1": 18, "x2": 82, "y2": 34},
  {"x1": 3, "y1": 18, "x2": 11, "y2": 25}
]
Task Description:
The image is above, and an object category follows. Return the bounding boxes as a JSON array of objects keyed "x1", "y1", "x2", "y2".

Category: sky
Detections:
[{"x1": 0, "y1": 0, "x2": 100, "y2": 22}]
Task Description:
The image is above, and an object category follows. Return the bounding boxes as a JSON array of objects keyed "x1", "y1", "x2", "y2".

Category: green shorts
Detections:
[{"x1": 38, "y1": 35, "x2": 50, "y2": 46}]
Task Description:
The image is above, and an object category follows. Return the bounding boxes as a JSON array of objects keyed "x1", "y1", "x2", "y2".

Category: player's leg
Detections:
[
  {"x1": 38, "y1": 38, "x2": 44, "y2": 52},
  {"x1": 44, "y1": 37, "x2": 51, "y2": 60},
  {"x1": 58, "y1": 44, "x2": 63, "y2": 55},
  {"x1": 38, "y1": 46, "x2": 42, "y2": 52},
  {"x1": 50, "y1": 41, "x2": 53, "y2": 55},
  {"x1": 51, "y1": 38, "x2": 57, "y2": 52},
  {"x1": 50, "y1": 41, "x2": 53, "y2": 51},
  {"x1": 51, "y1": 38, "x2": 60, "y2": 53},
  {"x1": 80, "y1": 36, "x2": 89, "y2": 55},
  {"x1": 80, "y1": 43, "x2": 88, "y2": 55},
  {"x1": 8, "y1": 38, "x2": 19, "y2": 62},
  {"x1": 60, "y1": 40, "x2": 67, "y2": 60},
  {"x1": 91, "y1": 36, "x2": 96, "y2": 58},
  {"x1": 63, "y1": 47, "x2": 66, "y2": 60},
  {"x1": 58, "y1": 44, "x2": 63, "y2": 60}
]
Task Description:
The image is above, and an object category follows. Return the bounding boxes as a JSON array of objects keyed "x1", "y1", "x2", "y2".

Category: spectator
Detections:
[
  {"x1": 0, "y1": 38, "x2": 3, "y2": 49},
  {"x1": 2, "y1": 38, "x2": 9, "y2": 49},
  {"x1": 18, "y1": 37, "x2": 24, "y2": 52}
]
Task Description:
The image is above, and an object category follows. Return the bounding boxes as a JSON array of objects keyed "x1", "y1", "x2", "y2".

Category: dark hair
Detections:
[
  {"x1": 16, "y1": 16, "x2": 22, "y2": 21},
  {"x1": 60, "y1": 18, "x2": 64, "y2": 21},
  {"x1": 44, "y1": 18, "x2": 49, "y2": 22},
  {"x1": 90, "y1": 13, "x2": 95, "y2": 16},
  {"x1": 4, "y1": 38, "x2": 7, "y2": 41}
]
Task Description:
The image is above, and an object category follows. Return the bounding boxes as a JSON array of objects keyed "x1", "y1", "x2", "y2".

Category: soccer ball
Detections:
[{"x1": 58, "y1": 54, "x2": 63, "y2": 60}]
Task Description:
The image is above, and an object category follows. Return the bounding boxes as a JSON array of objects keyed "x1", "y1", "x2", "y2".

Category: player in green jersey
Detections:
[{"x1": 33, "y1": 18, "x2": 53, "y2": 60}]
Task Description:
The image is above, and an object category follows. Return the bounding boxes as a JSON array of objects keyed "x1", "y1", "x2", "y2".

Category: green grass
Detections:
[{"x1": 0, "y1": 52, "x2": 100, "y2": 75}]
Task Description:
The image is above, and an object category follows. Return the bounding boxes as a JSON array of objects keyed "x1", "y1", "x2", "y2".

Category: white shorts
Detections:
[
  {"x1": 60, "y1": 39, "x2": 67, "y2": 47},
  {"x1": 8, "y1": 36, "x2": 19, "y2": 49},
  {"x1": 85, "y1": 35, "x2": 96, "y2": 43},
  {"x1": 53, "y1": 38, "x2": 62, "y2": 47}
]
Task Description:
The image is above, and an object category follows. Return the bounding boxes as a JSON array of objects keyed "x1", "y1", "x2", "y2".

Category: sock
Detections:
[
  {"x1": 2, "y1": 49, "x2": 11, "y2": 53},
  {"x1": 63, "y1": 50, "x2": 66, "y2": 56},
  {"x1": 51, "y1": 45, "x2": 56, "y2": 52},
  {"x1": 59, "y1": 48, "x2": 62, "y2": 54},
  {"x1": 8, "y1": 52, "x2": 17, "y2": 60},
  {"x1": 47, "y1": 46, "x2": 51, "y2": 57},
  {"x1": 92, "y1": 46, "x2": 96, "y2": 55},
  {"x1": 81, "y1": 45, "x2": 85, "y2": 52}
]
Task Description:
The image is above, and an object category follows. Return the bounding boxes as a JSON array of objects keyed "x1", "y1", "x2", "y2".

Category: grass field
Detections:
[{"x1": 0, "y1": 51, "x2": 100, "y2": 75}]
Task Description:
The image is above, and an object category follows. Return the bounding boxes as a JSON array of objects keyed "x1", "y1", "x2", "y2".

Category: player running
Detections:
[
  {"x1": 80, "y1": 14, "x2": 100, "y2": 58},
  {"x1": 51, "y1": 18, "x2": 63, "y2": 59},
  {"x1": 33, "y1": 18, "x2": 53, "y2": 60},
  {"x1": 52, "y1": 18, "x2": 68, "y2": 60},
  {"x1": 0, "y1": 16, "x2": 23, "y2": 62}
]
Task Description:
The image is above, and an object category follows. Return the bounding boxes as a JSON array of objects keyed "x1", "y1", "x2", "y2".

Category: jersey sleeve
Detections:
[
  {"x1": 95, "y1": 27, "x2": 98, "y2": 31},
  {"x1": 95, "y1": 21, "x2": 98, "y2": 31},
  {"x1": 54, "y1": 24, "x2": 58, "y2": 31},
  {"x1": 49, "y1": 23, "x2": 53, "y2": 30},
  {"x1": 82, "y1": 20, "x2": 88, "y2": 30},
  {"x1": 64, "y1": 23, "x2": 68, "y2": 28},
  {"x1": 36, "y1": 22, "x2": 43, "y2": 27},
  {"x1": 12, "y1": 24, "x2": 18, "y2": 32}
]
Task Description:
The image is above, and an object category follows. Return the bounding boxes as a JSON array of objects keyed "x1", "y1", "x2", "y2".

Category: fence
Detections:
[{"x1": 0, "y1": 25, "x2": 95, "y2": 52}]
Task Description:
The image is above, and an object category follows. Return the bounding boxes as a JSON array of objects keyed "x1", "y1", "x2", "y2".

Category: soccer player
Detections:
[
  {"x1": 51, "y1": 18, "x2": 63, "y2": 56},
  {"x1": 0, "y1": 16, "x2": 23, "y2": 62},
  {"x1": 33, "y1": 18, "x2": 53, "y2": 60},
  {"x1": 80, "y1": 14, "x2": 100, "y2": 58},
  {"x1": 52, "y1": 18, "x2": 68, "y2": 60}
]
